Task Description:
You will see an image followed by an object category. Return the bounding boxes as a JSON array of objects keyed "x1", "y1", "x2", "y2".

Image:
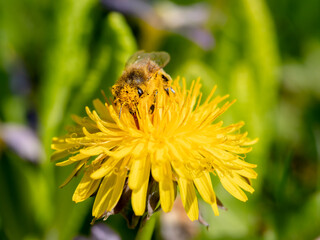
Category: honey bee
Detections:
[{"x1": 112, "y1": 51, "x2": 174, "y2": 115}]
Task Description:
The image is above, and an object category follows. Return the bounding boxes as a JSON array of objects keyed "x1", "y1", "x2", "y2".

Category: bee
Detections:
[{"x1": 112, "y1": 51, "x2": 174, "y2": 115}]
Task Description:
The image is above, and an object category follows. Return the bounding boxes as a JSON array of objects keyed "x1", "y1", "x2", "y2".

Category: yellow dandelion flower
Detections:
[{"x1": 51, "y1": 78, "x2": 257, "y2": 222}]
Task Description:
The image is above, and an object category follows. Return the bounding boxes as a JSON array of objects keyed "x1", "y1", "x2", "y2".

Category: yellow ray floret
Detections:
[{"x1": 51, "y1": 78, "x2": 258, "y2": 221}]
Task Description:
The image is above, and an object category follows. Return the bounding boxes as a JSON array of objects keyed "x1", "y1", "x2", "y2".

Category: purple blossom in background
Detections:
[
  {"x1": 101, "y1": 0, "x2": 214, "y2": 49},
  {"x1": 0, "y1": 123, "x2": 44, "y2": 163},
  {"x1": 74, "y1": 223, "x2": 121, "y2": 240}
]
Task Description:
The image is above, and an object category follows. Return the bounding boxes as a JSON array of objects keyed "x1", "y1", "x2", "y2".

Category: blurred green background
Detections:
[{"x1": 0, "y1": 0, "x2": 319, "y2": 239}]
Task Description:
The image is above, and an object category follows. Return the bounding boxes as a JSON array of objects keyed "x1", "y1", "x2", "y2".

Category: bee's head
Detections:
[{"x1": 112, "y1": 84, "x2": 146, "y2": 114}]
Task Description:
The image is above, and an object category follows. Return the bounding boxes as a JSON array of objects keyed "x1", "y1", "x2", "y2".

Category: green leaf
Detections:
[
  {"x1": 39, "y1": 0, "x2": 96, "y2": 152},
  {"x1": 67, "y1": 12, "x2": 137, "y2": 117}
]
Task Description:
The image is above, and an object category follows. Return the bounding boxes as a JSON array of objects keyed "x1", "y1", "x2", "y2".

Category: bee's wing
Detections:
[
  {"x1": 125, "y1": 51, "x2": 145, "y2": 67},
  {"x1": 125, "y1": 51, "x2": 170, "y2": 68},
  {"x1": 147, "y1": 52, "x2": 170, "y2": 68}
]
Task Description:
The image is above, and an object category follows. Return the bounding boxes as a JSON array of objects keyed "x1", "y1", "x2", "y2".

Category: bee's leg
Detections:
[
  {"x1": 161, "y1": 74, "x2": 169, "y2": 82},
  {"x1": 132, "y1": 112, "x2": 140, "y2": 129},
  {"x1": 149, "y1": 105, "x2": 155, "y2": 114},
  {"x1": 149, "y1": 90, "x2": 158, "y2": 114},
  {"x1": 119, "y1": 103, "x2": 127, "y2": 119},
  {"x1": 164, "y1": 87, "x2": 175, "y2": 95},
  {"x1": 119, "y1": 105, "x2": 123, "y2": 119}
]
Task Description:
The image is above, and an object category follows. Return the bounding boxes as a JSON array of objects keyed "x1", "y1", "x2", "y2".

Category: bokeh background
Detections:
[{"x1": 0, "y1": 0, "x2": 319, "y2": 239}]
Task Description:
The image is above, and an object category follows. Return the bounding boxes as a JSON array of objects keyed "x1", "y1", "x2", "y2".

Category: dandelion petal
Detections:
[
  {"x1": 178, "y1": 178, "x2": 199, "y2": 221},
  {"x1": 159, "y1": 179, "x2": 175, "y2": 212},
  {"x1": 131, "y1": 159, "x2": 150, "y2": 215},
  {"x1": 129, "y1": 158, "x2": 148, "y2": 190},
  {"x1": 193, "y1": 172, "x2": 215, "y2": 204},
  {"x1": 92, "y1": 170, "x2": 127, "y2": 218},
  {"x1": 73, "y1": 167, "x2": 101, "y2": 203}
]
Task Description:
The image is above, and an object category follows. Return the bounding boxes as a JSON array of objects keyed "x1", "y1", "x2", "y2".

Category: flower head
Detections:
[{"x1": 51, "y1": 78, "x2": 257, "y2": 222}]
